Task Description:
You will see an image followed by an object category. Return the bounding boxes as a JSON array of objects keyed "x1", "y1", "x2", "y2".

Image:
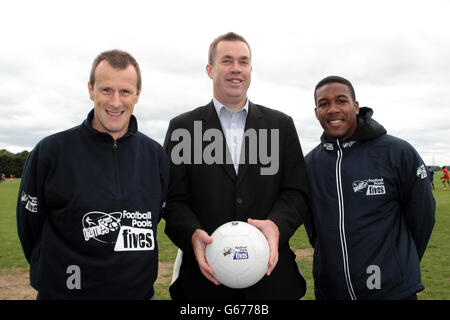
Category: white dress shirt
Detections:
[{"x1": 212, "y1": 98, "x2": 249, "y2": 174}]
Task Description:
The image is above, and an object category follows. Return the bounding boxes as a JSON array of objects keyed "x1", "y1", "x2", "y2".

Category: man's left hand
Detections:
[{"x1": 247, "y1": 218, "x2": 279, "y2": 276}]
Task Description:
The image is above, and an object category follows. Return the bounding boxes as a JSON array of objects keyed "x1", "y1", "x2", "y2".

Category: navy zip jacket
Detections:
[
  {"x1": 17, "y1": 110, "x2": 169, "y2": 299},
  {"x1": 305, "y1": 107, "x2": 435, "y2": 300}
]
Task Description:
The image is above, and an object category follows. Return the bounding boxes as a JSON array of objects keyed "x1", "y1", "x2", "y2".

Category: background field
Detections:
[{"x1": 0, "y1": 175, "x2": 448, "y2": 300}]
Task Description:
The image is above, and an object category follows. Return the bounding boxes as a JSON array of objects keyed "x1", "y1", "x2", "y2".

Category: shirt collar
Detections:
[{"x1": 212, "y1": 97, "x2": 249, "y2": 116}]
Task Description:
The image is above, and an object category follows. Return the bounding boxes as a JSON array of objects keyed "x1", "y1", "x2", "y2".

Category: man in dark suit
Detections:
[{"x1": 163, "y1": 32, "x2": 311, "y2": 300}]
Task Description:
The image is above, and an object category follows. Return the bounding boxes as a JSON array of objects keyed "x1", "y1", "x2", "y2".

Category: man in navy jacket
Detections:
[
  {"x1": 17, "y1": 50, "x2": 169, "y2": 299},
  {"x1": 304, "y1": 75, "x2": 435, "y2": 300}
]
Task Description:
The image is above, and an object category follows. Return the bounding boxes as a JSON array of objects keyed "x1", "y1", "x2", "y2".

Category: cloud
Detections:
[{"x1": 1, "y1": 0, "x2": 449, "y2": 166}]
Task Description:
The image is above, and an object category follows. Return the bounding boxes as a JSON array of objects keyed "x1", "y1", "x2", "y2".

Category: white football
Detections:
[{"x1": 205, "y1": 221, "x2": 270, "y2": 289}]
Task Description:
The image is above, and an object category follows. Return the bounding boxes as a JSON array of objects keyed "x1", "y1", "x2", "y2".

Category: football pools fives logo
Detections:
[
  {"x1": 352, "y1": 178, "x2": 386, "y2": 196},
  {"x1": 416, "y1": 164, "x2": 428, "y2": 179},
  {"x1": 82, "y1": 210, "x2": 155, "y2": 251},
  {"x1": 223, "y1": 246, "x2": 249, "y2": 260},
  {"x1": 21, "y1": 191, "x2": 38, "y2": 213}
]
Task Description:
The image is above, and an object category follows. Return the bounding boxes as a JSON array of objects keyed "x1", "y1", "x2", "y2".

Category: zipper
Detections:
[
  {"x1": 112, "y1": 139, "x2": 123, "y2": 194},
  {"x1": 335, "y1": 140, "x2": 357, "y2": 300}
]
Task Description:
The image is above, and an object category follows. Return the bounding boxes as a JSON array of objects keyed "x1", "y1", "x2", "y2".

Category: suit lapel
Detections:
[
  {"x1": 201, "y1": 101, "x2": 236, "y2": 182},
  {"x1": 237, "y1": 102, "x2": 263, "y2": 185}
]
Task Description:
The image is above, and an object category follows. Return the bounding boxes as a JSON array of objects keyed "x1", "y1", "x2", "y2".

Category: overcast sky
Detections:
[{"x1": 1, "y1": 0, "x2": 449, "y2": 165}]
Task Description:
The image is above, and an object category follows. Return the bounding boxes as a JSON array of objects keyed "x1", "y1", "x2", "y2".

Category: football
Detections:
[{"x1": 205, "y1": 221, "x2": 270, "y2": 289}]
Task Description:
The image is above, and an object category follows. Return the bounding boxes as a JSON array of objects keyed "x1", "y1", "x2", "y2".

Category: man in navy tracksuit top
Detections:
[
  {"x1": 16, "y1": 50, "x2": 169, "y2": 299},
  {"x1": 304, "y1": 76, "x2": 435, "y2": 300}
]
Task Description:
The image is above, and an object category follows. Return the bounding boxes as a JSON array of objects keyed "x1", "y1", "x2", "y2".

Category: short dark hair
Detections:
[
  {"x1": 314, "y1": 75, "x2": 356, "y2": 104},
  {"x1": 208, "y1": 32, "x2": 251, "y2": 65},
  {"x1": 89, "y1": 49, "x2": 141, "y2": 91}
]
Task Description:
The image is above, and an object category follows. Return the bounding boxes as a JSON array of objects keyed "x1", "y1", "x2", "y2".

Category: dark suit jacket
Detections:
[{"x1": 163, "y1": 101, "x2": 311, "y2": 300}]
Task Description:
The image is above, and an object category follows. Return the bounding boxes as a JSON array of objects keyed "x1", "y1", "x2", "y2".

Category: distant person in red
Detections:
[
  {"x1": 442, "y1": 166, "x2": 450, "y2": 189},
  {"x1": 10, "y1": 174, "x2": 14, "y2": 183}
]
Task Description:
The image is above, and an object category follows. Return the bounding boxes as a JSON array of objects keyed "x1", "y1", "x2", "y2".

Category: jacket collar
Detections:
[
  {"x1": 320, "y1": 107, "x2": 386, "y2": 151},
  {"x1": 82, "y1": 109, "x2": 138, "y2": 141}
]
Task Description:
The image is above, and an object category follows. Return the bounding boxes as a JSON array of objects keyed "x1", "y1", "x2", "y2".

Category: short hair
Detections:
[
  {"x1": 314, "y1": 75, "x2": 356, "y2": 104},
  {"x1": 89, "y1": 49, "x2": 141, "y2": 92},
  {"x1": 208, "y1": 32, "x2": 251, "y2": 65}
]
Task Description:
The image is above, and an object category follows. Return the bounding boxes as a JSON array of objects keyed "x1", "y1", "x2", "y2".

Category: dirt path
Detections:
[
  {"x1": 0, "y1": 270, "x2": 37, "y2": 300},
  {"x1": 0, "y1": 262, "x2": 173, "y2": 300}
]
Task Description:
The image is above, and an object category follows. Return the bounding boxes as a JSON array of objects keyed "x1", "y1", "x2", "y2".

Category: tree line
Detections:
[
  {"x1": 0, "y1": 148, "x2": 447, "y2": 180},
  {"x1": 0, "y1": 149, "x2": 30, "y2": 178}
]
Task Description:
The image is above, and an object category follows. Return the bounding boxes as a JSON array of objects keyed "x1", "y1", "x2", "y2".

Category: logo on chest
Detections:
[
  {"x1": 81, "y1": 210, "x2": 154, "y2": 251},
  {"x1": 352, "y1": 178, "x2": 386, "y2": 196},
  {"x1": 82, "y1": 211, "x2": 122, "y2": 243}
]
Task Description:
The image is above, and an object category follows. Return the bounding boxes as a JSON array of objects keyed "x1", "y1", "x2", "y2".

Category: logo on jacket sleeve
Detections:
[
  {"x1": 21, "y1": 192, "x2": 38, "y2": 213},
  {"x1": 352, "y1": 178, "x2": 385, "y2": 196},
  {"x1": 416, "y1": 164, "x2": 428, "y2": 179}
]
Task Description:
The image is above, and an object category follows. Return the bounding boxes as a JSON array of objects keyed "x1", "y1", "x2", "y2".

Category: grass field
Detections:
[{"x1": 0, "y1": 175, "x2": 448, "y2": 300}]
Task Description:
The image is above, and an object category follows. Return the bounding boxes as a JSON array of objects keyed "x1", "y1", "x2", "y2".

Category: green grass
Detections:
[
  {"x1": 1, "y1": 175, "x2": 448, "y2": 299},
  {"x1": 0, "y1": 179, "x2": 28, "y2": 270},
  {"x1": 154, "y1": 219, "x2": 178, "y2": 300},
  {"x1": 419, "y1": 172, "x2": 450, "y2": 299}
]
